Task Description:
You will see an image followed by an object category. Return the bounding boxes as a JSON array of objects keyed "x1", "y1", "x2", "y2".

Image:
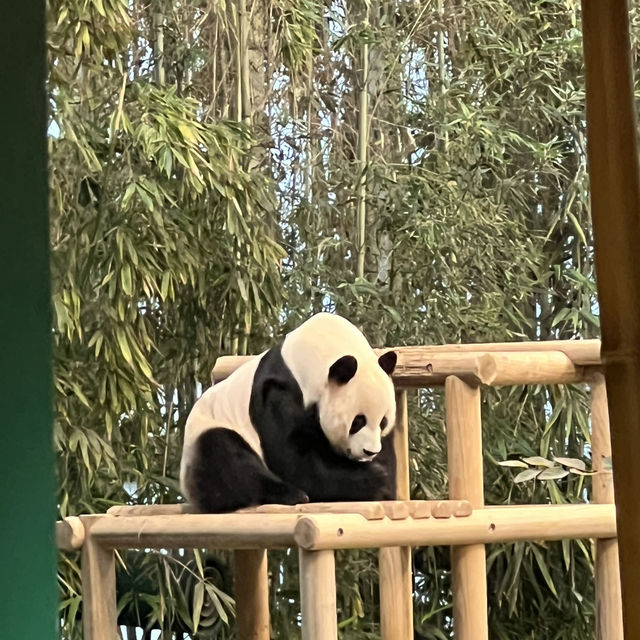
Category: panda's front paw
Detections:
[{"x1": 264, "y1": 479, "x2": 309, "y2": 505}]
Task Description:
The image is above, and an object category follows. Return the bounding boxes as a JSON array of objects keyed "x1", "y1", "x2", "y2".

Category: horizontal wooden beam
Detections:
[
  {"x1": 56, "y1": 516, "x2": 85, "y2": 551},
  {"x1": 107, "y1": 504, "x2": 197, "y2": 516},
  {"x1": 293, "y1": 504, "x2": 616, "y2": 551},
  {"x1": 89, "y1": 513, "x2": 301, "y2": 549},
  {"x1": 60, "y1": 504, "x2": 616, "y2": 552},
  {"x1": 394, "y1": 339, "x2": 601, "y2": 364},
  {"x1": 213, "y1": 349, "x2": 595, "y2": 387},
  {"x1": 105, "y1": 500, "x2": 472, "y2": 521}
]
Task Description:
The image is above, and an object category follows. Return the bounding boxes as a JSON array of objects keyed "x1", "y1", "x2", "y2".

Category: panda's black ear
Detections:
[
  {"x1": 378, "y1": 350, "x2": 397, "y2": 376},
  {"x1": 328, "y1": 355, "x2": 358, "y2": 385}
]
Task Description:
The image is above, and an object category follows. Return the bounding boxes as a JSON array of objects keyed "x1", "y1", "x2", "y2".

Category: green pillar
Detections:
[{"x1": 0, "y1": 3, "x2": 57, "y2": 639}]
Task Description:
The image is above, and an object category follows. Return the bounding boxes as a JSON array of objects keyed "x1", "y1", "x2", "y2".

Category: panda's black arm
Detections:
[
  {"x1": 258, "y1": 398, "x2": 397, "y2": 502},
  {"x1": 250, "y1": 344, "x2": 397, "y2": 502}
]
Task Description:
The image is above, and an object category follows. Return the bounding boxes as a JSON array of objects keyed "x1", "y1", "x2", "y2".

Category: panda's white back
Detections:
[{"x1": 179, "y1": 352, "x2": 265, "y2": 493}]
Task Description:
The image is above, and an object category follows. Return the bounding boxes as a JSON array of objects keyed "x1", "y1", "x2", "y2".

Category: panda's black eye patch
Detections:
[
  {"x1": 380, "y1": 417, "x2": 388, "y2": 430},
  {"x1": 349, "y1": 414, "x2": 367, "y2": 435}
]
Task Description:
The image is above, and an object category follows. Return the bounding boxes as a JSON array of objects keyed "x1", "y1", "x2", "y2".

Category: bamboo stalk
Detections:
[
  {"x1": 238, "y1": 0, "x2": 250, "y2": 124},
  {"x1": 292, "y1": 505, "x2": 617, "y2": 551},
  {"x1": 356, "y1": 10, "x2": 370, "y2": 282},
  {"x1": 582, "y1": 0, "x2": 640, "y2": 636},
  {"x1": 299, "y1": 549, "x2": 337, "y2": 640},
  {"x1": 445, "y1": 376, "x2": 488, "y2": 640},
  {"x1": 153, "y1": 10, "x2": 165, "y2": 87},
  {"x1": 590, "y1": 374, "x2": 623, "y2": 640}
]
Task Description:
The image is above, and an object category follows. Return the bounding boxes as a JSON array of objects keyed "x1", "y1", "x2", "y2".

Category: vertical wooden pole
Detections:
[
  {"x1": 79, "y1": 517, "x2": 118, "y2": 640},
  {"x1": 380, "y1": 390, "x2": 413, "y2": 640},
  {"x1": 234, "y1": 549, "x2": 270, "y2": 640},
  {"x1": 590, "y1": 374, "x2": 623, "y2": 640},
  {"x1": 582, "y1": 1, "x2": 640, "y2": 637},
  {"x1": 445, "y1": 376, "x2": 488, "y2": 640},
  {"x1": 299, "y1": 549, "x2": 337, "y2": 640},
  {"x1": 393, "y1": 390, "x2": 411, "y2": 499}
]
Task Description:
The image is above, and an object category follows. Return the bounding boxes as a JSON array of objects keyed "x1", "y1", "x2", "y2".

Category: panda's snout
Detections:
[{"x1": 363, "y1": 448, "x2": 380, "y2": 457}]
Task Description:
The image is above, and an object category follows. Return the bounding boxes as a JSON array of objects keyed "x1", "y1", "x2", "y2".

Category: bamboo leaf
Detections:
[
  {"x1": 192, "y1": 581, "x2": 204, "y2": 633},
  {"x1": 554, "y1": 457, "x2": 586, "y2": 471},
  {"x1": 115, "y1": 326, "x2": 133, "y2": 364},
  {"x1": 531, "y1": 544, "x2": 558, "y2": 597},
  {"x1": 498, "y1": 460, "x2": 529, "y2": 468},
  {"x1": 514, "y1": 469, "x2": 541, "y2": 483},
  {"x1": 120, "y1": 264, "x2": 132, "y2": 296},
  {"x1": 521, "y1": 456, "x2": 554, "y2": 467},
  {"x1": 537, "y1": 467, "x2": 569, "y2": 481}
]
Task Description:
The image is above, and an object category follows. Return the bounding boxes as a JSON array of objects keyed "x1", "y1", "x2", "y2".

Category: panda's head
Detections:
[{"x1": 317, "y1": 350, "x2": 397, "y2": 461}]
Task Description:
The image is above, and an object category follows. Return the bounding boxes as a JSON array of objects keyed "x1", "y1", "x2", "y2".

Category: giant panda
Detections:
[{"x1": 179, "y1": 313, "x2": 398, "y2": 513}]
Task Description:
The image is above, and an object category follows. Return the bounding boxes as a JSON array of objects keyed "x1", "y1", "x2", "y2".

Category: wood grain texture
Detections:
[
  {"x1": 431, "y1": 500, "x2": 472, "y2": 519},
  {"x1": 394, "y1": 390, "x2": 410, "y2": 500},
  {"x1": 89, "y1": 513, "x2": 300, "y2": 549},
  {"x1": 234, "y1": 550, "x2": 270, "y2": 640},
  {"x1": 79, "y1": 516, "x2": 118, "y2": 640},
  {"x1": 107, "y1": 503, "x2": 197, "y2": 516},
  {"x1": 56, "y1": 516, "x2": 85, "y2": 550},
  {"x1": 299, "y1": 549, "x2": 337, "y2": 640},
  {"x1": 445, "y1": 376, "x2": 488, "y2": 640},
  {"x1": 246, "y1": 502, "x2": 385, "y2": 520},
  {"x1": 590, "y1": 374, "x2": 623, "y2": 640},
  {"x1": 582, "y1": 0, "x2": 640, "y2": 636},
  {"x1": 380, "y1": 546, "x2": 413, "y2": 640},
  {"x1": 380, "y1": 390, "x2": 414, "y2": 640},
  {"x1": 292, "y1": 505, "x2": 616, "y2": 551},
  {"x1": 212, "y1": 343, "x2": 600, "y2": 385}
]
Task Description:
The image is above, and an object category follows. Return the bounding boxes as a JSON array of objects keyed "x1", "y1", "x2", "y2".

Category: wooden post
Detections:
[
  {"x1": 299, "y1": 549, "x2": 337, "y2": 640},
  {"x1": 79, "y1": 517, "x2": 118, "y2": 640},
  {"x1": 380, "y1": 391, "x2": 413, "y2": 640},
  {"x1": 234, "y1": 550, "x2": 270, "y2": 640},
  {"x1": 582, "y1": 0, "x2": 640, "y2": 637},
  {"x1": 445, "y1": 376, "x2": 488, "y2": 640},
  {"x1": 590, "y1": 374, "x2": 623, "y2": 640}
]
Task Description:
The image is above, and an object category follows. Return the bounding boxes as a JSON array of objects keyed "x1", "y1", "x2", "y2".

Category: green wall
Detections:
[{"x1": 0, "y1": 3, "x2": 57, "y2": 639}]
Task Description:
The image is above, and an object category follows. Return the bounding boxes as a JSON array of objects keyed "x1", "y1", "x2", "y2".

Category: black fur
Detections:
[
  {"x1": 328, "y1": 355, "x2": 358, "y2": 384},
  {"x1": 250, "y1": 345, "x2": 396, "y2": 503},
  {"x1": 378, "y1": 350, "x2": 397, "y2": 376},
  {"x1": 185, "y1": 428, "x2": 309, "y2": 513}
]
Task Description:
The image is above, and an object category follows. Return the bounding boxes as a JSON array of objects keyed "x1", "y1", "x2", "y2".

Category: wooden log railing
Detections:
[{"x1": 57, "y1": 339, "x2": 622, "y2": 640}]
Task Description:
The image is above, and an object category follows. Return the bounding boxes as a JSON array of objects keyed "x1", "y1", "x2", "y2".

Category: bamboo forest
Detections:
[{"x1": 48, "y1": 0, "x2": 637, "y2": 638}]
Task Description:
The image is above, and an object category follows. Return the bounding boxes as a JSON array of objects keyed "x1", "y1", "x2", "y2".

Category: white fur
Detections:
[
  {"x1": 179, "y1": 353, "x2": 266, "y2": 495},
  {"x1": 280, "y1": 313, "x2": 396, "y2": 460}
]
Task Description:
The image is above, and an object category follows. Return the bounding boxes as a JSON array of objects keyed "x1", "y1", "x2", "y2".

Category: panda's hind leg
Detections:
[{"x1": 185, "y1": 428, "x2": 308, "y2": 513}]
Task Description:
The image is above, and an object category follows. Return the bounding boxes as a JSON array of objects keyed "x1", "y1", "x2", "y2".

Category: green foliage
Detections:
[{"x1": 49, "y1": 0, "x2": 630, "y2": 637}]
